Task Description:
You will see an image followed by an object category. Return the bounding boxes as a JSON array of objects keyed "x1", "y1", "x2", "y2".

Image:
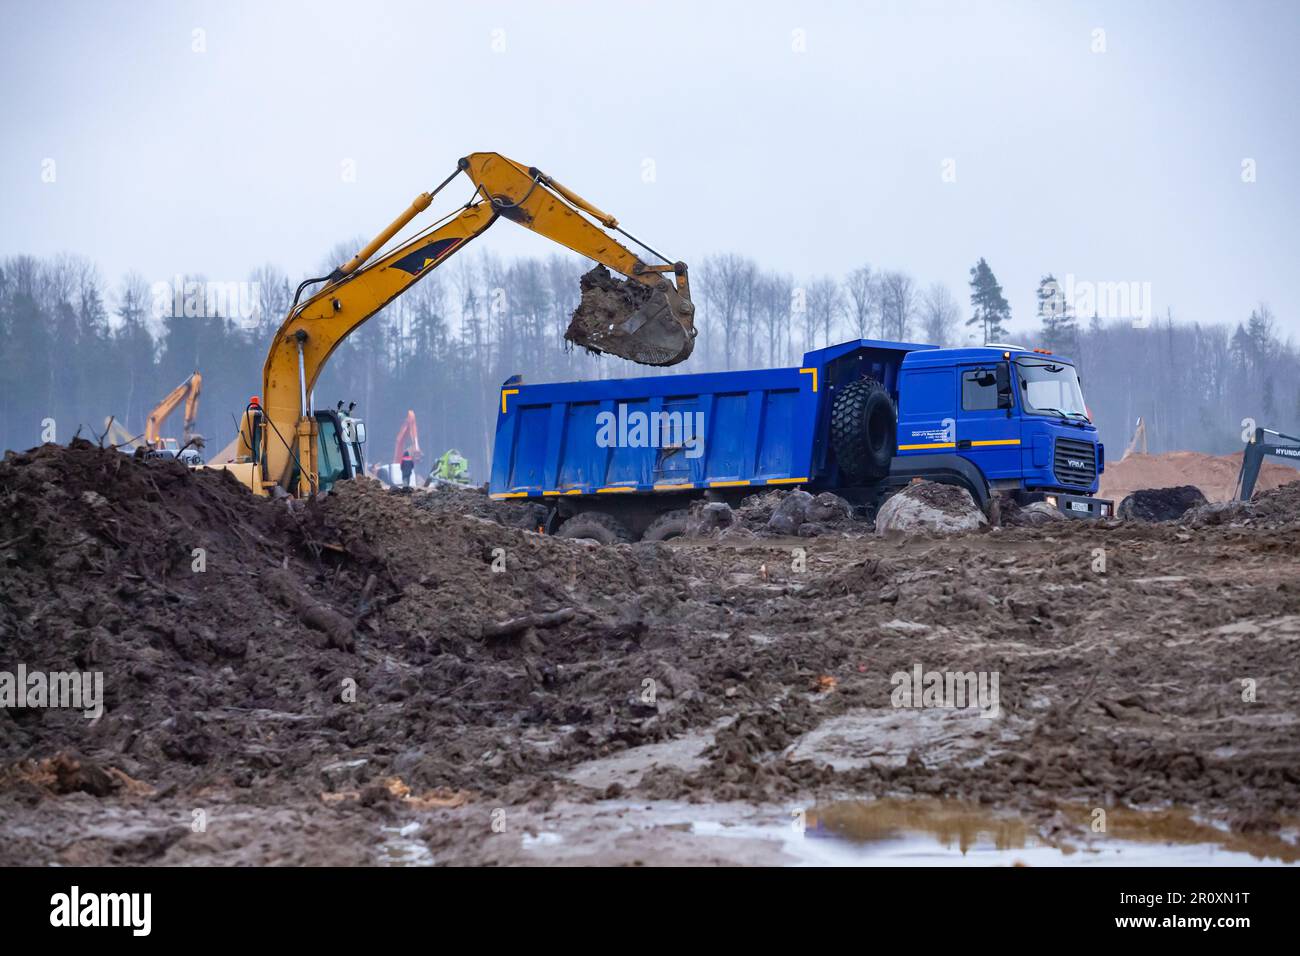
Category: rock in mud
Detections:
[
  {"x1": 805, "y1": 492, "x2": 854, "y2": 525},
  {"x1": 735, "y1": 489, "x2": 784, "y2": 526},
  {"x1": 1000, "y1": 499, "x2": 1066, "y2": 527},
  {"x1": 684, "y1": 500, "x2": 735, "y2": 537},
  {"x1": 1118, "y1": 485, "x2": 1207, "y2": 522},
  {"x1": 875, "y1": 481, "x2": 987, "y2": 536},
  {"x1": 767, "y1": 489, "x2": 814, "y2": 535}
]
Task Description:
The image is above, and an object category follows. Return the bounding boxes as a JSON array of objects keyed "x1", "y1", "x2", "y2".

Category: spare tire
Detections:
[
  {"x1": 830, "y1": 377, "x2": 896, "y2": 481},
  {"x1": 556, "y1": 512, "x2": 633, "y2": 545}
]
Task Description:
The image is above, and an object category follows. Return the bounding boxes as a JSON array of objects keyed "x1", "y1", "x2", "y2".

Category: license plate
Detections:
[{"x1": 1069, "y1": 501, "x2": 1089, "y2": 512}]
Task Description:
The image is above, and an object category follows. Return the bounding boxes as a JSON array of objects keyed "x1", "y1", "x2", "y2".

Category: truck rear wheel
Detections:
[
  {"x1": 556, "y1": 512, "x2": 633, "y2": 545},
  {"x1": 641, "y1": 509, "x2": 690, "y2": 542},
  {"x1": 831, "y1": 377, "x2": 896, "y2": 481}
]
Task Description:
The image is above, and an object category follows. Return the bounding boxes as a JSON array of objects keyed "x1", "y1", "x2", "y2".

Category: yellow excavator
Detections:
[
  {"x1": 145, "y1": 371, "x2": 203, "y2": 452},
  {"x1": 218, "y1": 152, "x2": 696, "y2": 497}
]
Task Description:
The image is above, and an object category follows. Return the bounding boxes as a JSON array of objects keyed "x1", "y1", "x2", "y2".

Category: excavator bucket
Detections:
[{"x1": 565, "y1": 267, "x2": 696, "y2": 366}]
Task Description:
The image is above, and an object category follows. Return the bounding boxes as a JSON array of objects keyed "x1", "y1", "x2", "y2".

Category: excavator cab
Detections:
[
  {"x1": 310, "y1": 411, "x2": 366, "y2": 490},
  {"x1": 240, "y1": 403, "x2": 366, "y2": 493}
]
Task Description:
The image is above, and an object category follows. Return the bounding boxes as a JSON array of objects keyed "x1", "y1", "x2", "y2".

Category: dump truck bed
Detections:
[
  {"x1": 489, "y1": 340, "x2": 927, "y2": 499},
  {"x1": 490, "y1": 366, "x2": 818, "y2": 498}
]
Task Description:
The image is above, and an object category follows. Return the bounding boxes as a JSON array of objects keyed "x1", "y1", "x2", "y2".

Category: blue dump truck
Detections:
[{"x1": 489, "y1": 338, "x2": 1111, "y2": 542}]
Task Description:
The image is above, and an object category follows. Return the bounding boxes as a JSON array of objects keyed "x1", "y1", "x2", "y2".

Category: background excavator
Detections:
[
  {"x1": 217, "y1": 152, "x2": 696, "y2": 497},
  {"x1": 102, "y1": 371, "x2": 204, "y2": 460},
  {"x1": 1236, "y1": 425, "x2": 1300, "y2": 499},
  {"x1": 145, "y1": 371, "x2": 203, "y2": 453},
  {"x1": 392, "y1": 409, "x2": 421, "y2": 470}
]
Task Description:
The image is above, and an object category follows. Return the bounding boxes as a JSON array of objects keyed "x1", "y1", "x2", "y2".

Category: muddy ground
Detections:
[{"x1": 2, "y1": 441, "x2": 1299, "y2": 865}]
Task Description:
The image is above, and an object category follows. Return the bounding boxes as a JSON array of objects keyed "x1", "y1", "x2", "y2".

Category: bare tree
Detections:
[
  {"x1": 878, "y1": 270, "x2": 917, "y2": 341},
  {"x1": 919, "y1": 281, "x2": 960, "y2": 346},
  {"x1": 756, "y1": 272, "x2": 794, "y2": 365},
  {"x1": 844, "y1": 265, "x2": 880, "y2": 339},
  {"x1": 248, "y1": 263, "x2": 292, "y2": 335},
  {"x1": 700, "y1": 254, "x2": 757, "y2": 369},
  {"x1": 802, "y1": 277, "x2": 844, "y2": 351}
]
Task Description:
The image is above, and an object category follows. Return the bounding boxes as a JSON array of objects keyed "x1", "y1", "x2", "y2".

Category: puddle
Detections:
[
  {"x1": 377, "y1": 821, "x2": 434, "y2": 866},
  {"x1": 788, "y1": 799, "x2": 1300, "y2": 866},
  {"x1": 409, "y1": 797, "x2": 1299, "y2": 866}
]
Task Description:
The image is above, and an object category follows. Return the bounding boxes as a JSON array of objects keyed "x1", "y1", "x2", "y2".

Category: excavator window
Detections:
[{"x1": 316, "y1": 416, "x2": 348, "y2": 489}]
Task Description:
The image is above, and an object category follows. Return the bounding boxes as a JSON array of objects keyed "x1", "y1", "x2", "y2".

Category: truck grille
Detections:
[{"x1": 1054, "y1": 437, "x2": 1097, "y2": 487}]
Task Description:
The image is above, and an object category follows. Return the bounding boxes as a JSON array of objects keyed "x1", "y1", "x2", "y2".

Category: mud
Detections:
[
  {"x1": 3, "y1": 442, "x2": 1300, "y2": 866},
  {"x1": 563, "y1": 266, "x2": 656, "y2": 356}
]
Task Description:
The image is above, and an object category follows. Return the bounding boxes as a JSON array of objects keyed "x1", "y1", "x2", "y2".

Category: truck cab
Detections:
[{"x1": 893, "y1": 345, "x2": 1109, "y2": 516}]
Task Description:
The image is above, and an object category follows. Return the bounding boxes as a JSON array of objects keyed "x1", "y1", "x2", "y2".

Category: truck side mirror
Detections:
[{"x1": 995, "y1": 364, "x2": 1013, "y2": 409}]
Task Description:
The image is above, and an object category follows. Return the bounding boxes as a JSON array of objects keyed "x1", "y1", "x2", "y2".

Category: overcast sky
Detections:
[{"x1": 3, "y1": 0, "x2": 1298, "y2": 340}]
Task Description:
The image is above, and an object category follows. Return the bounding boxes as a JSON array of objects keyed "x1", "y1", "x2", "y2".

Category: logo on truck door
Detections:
[{"x1": 899, "y1": 417, "x2": 956, "y2": 450}]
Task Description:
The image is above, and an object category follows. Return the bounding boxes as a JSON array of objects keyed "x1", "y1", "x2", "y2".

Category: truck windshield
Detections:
[{"x1": 1015, "y1": 360, "x2": 1089, "y2": 419}]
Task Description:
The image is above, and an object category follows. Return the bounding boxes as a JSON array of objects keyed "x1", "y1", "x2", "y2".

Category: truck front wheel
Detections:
[{"x1": 831, "y1": 377, "x2": 897, "y2": 481}]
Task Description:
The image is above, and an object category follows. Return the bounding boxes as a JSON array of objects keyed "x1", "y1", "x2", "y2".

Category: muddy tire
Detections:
[
  {"x1": 641, "y1": 509, "x2": 690, "y2": 542},
  {"x1": 556, "y1": 512, "x2": 633, "y2": 545},
  {"x1": 831, "y1": 377, "x2": 896, "y2": 481}
]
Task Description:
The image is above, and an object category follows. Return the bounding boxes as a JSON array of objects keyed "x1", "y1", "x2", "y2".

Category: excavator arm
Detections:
[
  {"x1": 393, "y1": 409, "x2": 421, "y2": 465},
  {"x1": 244, "y1": 152, "x2": 695, "y2": 495},
  {"x1": 145, "y1": 371, "x2": 202, "y2": 447}
]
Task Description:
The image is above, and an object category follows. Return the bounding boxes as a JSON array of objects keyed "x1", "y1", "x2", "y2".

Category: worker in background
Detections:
[
  {"x1": 400, "y1": 450, "x2": 414, "y2": 487},
  {"x1": 433, "y1": 448, "x2": 469, "y2": 485}
]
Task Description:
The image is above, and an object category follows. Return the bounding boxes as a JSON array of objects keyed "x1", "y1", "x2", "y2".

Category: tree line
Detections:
[{"x1": 1, "y1": 250, "x2": 1295, "y2": 478}]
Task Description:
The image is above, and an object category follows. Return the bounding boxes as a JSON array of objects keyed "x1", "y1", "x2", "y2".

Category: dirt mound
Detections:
[
  {"x1": 0, "y1": 440, "x2": 373, "y2": 778},
  {"x1": 1, "y1": 442, "x2": 778, "y2": 807},
  {"x1": 405, "y1": 481, "x2": 546, "y2": 530},
  {"x1": 1183, "y1": 479, "x2": 1300, "y2": 529},
  {"x1": 1118, "y1": 485, "x2": 1207, "y2": 522},
  {"x1": 875, "y1": 481, "x2": 986, "y2": 536},
  {"x1": 1101, "y1": 451, "x2": 1297, "y2": 503}
]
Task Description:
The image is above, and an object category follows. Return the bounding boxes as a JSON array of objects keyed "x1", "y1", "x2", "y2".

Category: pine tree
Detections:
[
  {"x1": 1036, "y1": 273, "x2": 1078, "y2": 355},
  {"x1": 967, "y1": 258, "x2": 1010, "y2": 344}
]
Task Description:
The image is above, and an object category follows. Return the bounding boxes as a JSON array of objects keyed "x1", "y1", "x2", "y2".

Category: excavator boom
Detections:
[
  {"x1": 145, "y1": 371, "x2": 202, "y2": 447},
  {"x1": 393, "y1": 409, "x2": 421, "y2": 465},
  {"x1": 243, "y1": 152, "x2": 695, "y2": 495}
]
